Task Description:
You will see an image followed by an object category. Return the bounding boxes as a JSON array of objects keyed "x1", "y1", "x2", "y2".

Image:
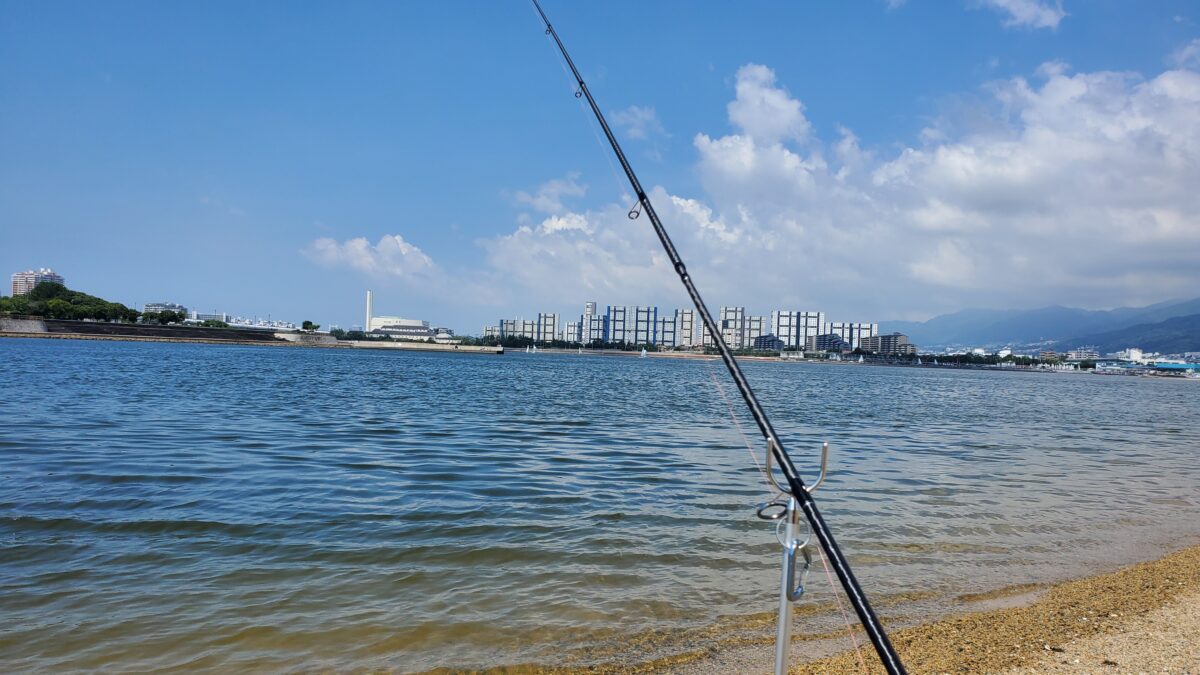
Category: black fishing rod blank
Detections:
[{"x1": 529, "y1": 2, "x2": 907, "y2": 673}]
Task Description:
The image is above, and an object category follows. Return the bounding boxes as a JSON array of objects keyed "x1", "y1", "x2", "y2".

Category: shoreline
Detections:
[
  {"x1": 665, "y1": 543, "x2": 1200, "y2": 674},
  {"x1": 449, "y1": 542, "x2": 1200, "y2": 674},
  {"x1": 4, "y1": 332, "x2": 1193, "y2": 378},
  {"x1": 0, "y1": 332, "x2": 503, "y2": 354}
]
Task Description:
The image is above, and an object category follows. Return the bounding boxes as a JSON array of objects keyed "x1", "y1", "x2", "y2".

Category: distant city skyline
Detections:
[{"x1": 3, "y1": 3, "x2": 1198, "y2": 333}]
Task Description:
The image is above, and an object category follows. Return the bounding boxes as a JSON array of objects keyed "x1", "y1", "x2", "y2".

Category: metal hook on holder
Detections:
[
  {"x1": 763, "y1": 439, "x2": 828, "y2": 496},
  {"x1": 757, "y1": 440, "x2": 830, "y2": 675}
]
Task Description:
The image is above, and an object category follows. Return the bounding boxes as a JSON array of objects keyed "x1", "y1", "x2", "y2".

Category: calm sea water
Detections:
[{"x1": 2, "y1": 338, "x2": 1199, "y2": 671}]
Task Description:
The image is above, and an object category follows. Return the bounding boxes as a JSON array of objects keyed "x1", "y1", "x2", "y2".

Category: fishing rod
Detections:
[{"x1": 529, "y1": 3, "x2": 906, "y2": 673}]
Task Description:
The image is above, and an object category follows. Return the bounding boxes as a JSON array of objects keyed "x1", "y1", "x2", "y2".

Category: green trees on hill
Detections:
[
  {"x1": 0, "y1": 282, "x2": 140, "y2": 322},
  {"x1": 141, "y1": 310, "x2": 186, "y2": 325}
]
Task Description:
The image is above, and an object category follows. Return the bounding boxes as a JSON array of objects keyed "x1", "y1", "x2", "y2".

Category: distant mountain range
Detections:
[{"x1": 882, "y1": 297, "x2": 1200, "y2": 351}]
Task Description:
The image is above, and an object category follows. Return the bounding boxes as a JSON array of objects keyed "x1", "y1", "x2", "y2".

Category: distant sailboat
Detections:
[
  {"x1": 857, "y1": 355, "x2": 864, "y2": 363},
  {"x1": 916, "y1": 357, "x2": 922, "y2": 365},
  {"x1": 640, "y1": 347, "x2": 647, "y2": 358}
]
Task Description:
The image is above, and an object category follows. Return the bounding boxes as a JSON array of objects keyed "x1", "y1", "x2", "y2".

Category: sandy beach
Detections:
[{"x1": 663, "y1": 544, "x2": 1200, "y2": 675}]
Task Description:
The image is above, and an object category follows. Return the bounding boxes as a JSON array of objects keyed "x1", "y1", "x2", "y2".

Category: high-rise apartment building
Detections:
[
  {"x1": 584, "y1": 312, "x2": 607, "y2": 343},
  {"x1": 535, "y1": 313, "x2": 558, "y2": 343},
  {"x1": 745, "y1": 315, "x2": 768, "y2": 342},
  {"x1": 630, "y1": 306, "x2": 657, "y2": 345},
  {"x1": 824, "y1": 322, "x2": 878, "y2": 350},
  {"x1": 564, "y1": 321, "x2": 580, "y2": 343},
  {"x1": 719, "y1": 307, "x2": 745, "y2": 348},
  {"x1": 11, "y1": 268, "x2": 64, "y2": 296},
  {"x1": 654, "y1": 315, "x2": 676, "y2": 347},
  {"x1": 606, "y1": 305, "x2": 629, "y2": 344},
  {"x1": 771, "y1": 311, "x2": 826, "y2": 349},
  {"x1": 676, "y1": 308, "x2": 695, "y2": 347}
]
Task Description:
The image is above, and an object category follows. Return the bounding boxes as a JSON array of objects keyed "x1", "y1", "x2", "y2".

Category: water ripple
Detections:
[{"x1": 1, "y1": 338, "x2": 1199, "y2": 672}]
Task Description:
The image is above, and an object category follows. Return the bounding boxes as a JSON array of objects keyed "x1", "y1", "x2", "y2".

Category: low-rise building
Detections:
[
  {"x1": 752, "y1": 333, "x2": 785, "y2": 351},
  {"x1": 806, "y1": 333, "x2": 851, "y2": 352},
  {"x1": 860, "y1": 332, "x2": 917, "y2": 355},
  {"x1": 144, "y1": 302, "x2": 188, "y2": 315}
]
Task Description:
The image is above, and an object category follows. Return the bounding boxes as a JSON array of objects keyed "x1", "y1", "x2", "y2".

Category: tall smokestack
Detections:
[{"x1": 365, "y1": 290, "x2": 373, "y2": 332}]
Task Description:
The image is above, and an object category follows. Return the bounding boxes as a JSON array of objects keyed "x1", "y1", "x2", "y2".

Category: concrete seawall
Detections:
[
  {"x1": 347, "y1": 340, "x2": 503, "y2": 354},
  {"x1": 0, "y1": 317, "x2": 47, "y2": 333}
]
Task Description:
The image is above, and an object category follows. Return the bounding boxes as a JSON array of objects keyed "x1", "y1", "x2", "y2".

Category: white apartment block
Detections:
[
  {"x1": 519, "y1": 319, "x2": 536, "y2": 340},
  {"x1": 535, "y1": 313, "x2": 558, "y2": 343},
  {"x1": 630, "y1": 306, "x2": 657, "y2": 345},
  {"x1": 676, "y1": 308, "x2": 696, "y2": 347},
  {"x1": 584, "y1": 313, "x2": 607, "y2": 343},
  {"x1": 483, "y1": 326, "x2": 500, "y2": 339},
  {"x1": 500, "y1": 318, "x2": 537, "y2": 340},
  {"x1": 654, "y1": 315, "x2": 676, "y2": 347},
  {"x1": 607, "y1": 305, "x2": 629, "y2": 344},
  {"x1": 771, "y1": 311, "x2": 826, "y2": 349},
  {"x1": 825, "y1": 321, "x2": 878, "y2": 350},
  {"x1": 719, "y1": 307, "x2": 746, "y2": 348},
  {"x1": 745, "y1": 315, "x2": 768, "y2": 341},
  {"x1": 11, "y1": 268, "x2": 64, "y2": 296},
  {"x1": 564, "y1": 321, "x2": 580, "y2": 343}
]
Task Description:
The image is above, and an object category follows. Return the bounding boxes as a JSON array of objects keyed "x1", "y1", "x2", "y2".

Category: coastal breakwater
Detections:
[{"x1": 0, "y1": 318, "x2": 503, "y2": 354}]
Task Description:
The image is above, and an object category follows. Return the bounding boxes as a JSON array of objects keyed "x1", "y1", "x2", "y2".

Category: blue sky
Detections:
[{"x1": 2, "y1": 1, "x2": 1198, "y2": 332}]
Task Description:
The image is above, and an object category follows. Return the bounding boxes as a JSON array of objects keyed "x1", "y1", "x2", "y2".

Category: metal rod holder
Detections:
[{"x1": 758, "y1": 442, "x2": 828, "y2": 675}]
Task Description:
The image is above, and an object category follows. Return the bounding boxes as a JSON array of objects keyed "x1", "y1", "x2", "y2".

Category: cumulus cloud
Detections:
[
  {"x1": 727, "y1": 64, "x2": 811, "y2": 144},
  {"x1": 477, "y1": 57, "x2": 1200, "y2": 322},
  {"x1": 304, "y1": 234, "x2": 437, "y2": 279},
  {"x1": 1173, "y1": 38, "x2": 1200, "y2": 69},
  {"x1": 978, "y1": 0, "x2": 1066, "y2": 30},
  {"x1": 514, "y1": 173, "x2": 586, "y2": 214},
  {"x1": 310, "y1": 54, "x2": 1200, "y2": 327},
  {"x1": 612, "y1": 105, "x2": 667, "y2": 140}
]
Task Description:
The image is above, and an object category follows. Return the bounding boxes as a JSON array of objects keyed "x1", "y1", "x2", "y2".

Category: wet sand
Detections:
[{"x1": 674, "y1": 544, "x2": 1200, "y2": 674}]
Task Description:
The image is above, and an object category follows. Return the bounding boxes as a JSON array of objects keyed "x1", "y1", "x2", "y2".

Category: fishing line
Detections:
[
  {"x1": 816, "y1": 547, "x2": 870, "y2": 673},
  {"x1": 709, "y1": 360, "x2": 867, "y2": 671},
  {"x1": 529, "y1": 2, "x2": 633, "y2": 207},
  {"x1": 706, "y1": 363, "x2": 773, "y2": 498}
]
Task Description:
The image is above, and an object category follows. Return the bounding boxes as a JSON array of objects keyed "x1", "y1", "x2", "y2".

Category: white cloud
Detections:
[
  {"x1": 473, "y1": 56, "x2": 1200, "y2": 322},
  {"x1": 727, "y1": 64, "x2": 811, "y2": 144},
  {"x1": 612, "y1": 105, "x2": 666, "y2": 140},
  {"x1": 1172, "y1": 38, "x2": 1200, "y2": 70},
  {"x1": 312, "y1": 54, "x2": 1200, "y2": 328},
  {"x1": 977, "y1": 0, "x2": 1066, "y2": 30},
  {"x1": 514, "y1": 173, "x2": 586, "y2": 214},
  {"x1": 304, "y1": 234, "x2": 437, "y2": 280}
]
